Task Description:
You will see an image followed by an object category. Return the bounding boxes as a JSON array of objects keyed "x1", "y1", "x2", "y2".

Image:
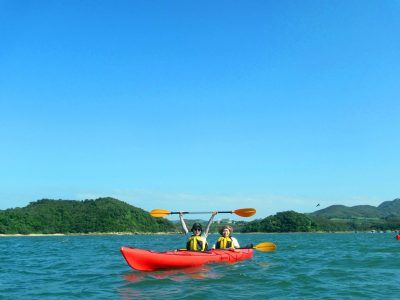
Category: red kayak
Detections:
[{"x1": 120, "y1": 247, "x2": 253, "y2": 271}]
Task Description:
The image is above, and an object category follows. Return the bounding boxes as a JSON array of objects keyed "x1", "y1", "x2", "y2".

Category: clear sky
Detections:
[{"x1": 1, "y1": 1, "x2": 399, "y2": 219}]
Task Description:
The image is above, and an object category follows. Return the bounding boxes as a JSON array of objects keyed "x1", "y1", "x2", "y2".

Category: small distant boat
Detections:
[{"x1": 396, "y1": 234, "x2": 400, "y2": 240}]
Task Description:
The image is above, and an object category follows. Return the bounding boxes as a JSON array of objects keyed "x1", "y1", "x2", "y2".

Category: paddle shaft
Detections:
[
  {"x1": 170, "y1": 211, "x2": 233, "y2": 215},
  {"x1": 150, "y1": 208, "x2": 255, "y2": 218}
]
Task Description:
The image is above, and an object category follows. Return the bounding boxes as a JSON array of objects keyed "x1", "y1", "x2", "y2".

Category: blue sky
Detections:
[{"x1": 1, "y1": 1, "x2": 399, "y2": 219}]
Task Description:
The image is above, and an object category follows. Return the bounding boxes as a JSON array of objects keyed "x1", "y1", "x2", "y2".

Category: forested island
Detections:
[
  {"x1": 0, "y1": 198, "x2": 175, "y2": 234},
  {"x1": 1, "y1": 197, "x2": 399, "y2": 235}
]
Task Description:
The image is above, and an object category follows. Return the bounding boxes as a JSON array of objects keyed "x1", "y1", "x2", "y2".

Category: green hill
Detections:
[
  {"x1": 310, "y1": 198, "x2": 400, "y2": 219},
  {"x1": 241, "y1": 198, "x2": 400, "y2": 233},
  {"x1": 0, "y1": 197, "x2": 176, "y2": 234},
  {"x1": 378, "y1": 198, "x2": 400, "y2": 216},
  {"x1": 310, "y1": 204, "x2": 383, "y2": 219},
  {"x1": 241, "y1": 211, "x2": 317, "y2": 233}
]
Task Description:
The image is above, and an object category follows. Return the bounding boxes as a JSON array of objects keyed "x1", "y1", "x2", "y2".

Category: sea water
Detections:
[{"x1": 1, "y1": 233, "x2": 399, "y2": 299}]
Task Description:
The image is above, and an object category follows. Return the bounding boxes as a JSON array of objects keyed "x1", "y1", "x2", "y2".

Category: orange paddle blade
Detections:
[
  {"x1": 233, "y1": 208, "x2": 256, "y2": 217},
  {"x1": 150, "y1": 209, "x2": 171, "y2": 218},
  {"x1": 253, "y1": 242, "x2": 276, "y2": 252}
]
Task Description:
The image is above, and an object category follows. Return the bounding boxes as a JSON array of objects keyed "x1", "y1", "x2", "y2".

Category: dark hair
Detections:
[{"x1": 191, "y1": 222, "x2": 203, "y2": 232}]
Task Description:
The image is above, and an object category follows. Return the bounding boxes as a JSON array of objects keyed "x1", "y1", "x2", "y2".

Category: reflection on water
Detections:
[
  {"x1": 119, "y1": 266, "x2": 225, "y2": 299},
  {"x1": 123, "y1": 265, "x2": 224, "y2": 283}
]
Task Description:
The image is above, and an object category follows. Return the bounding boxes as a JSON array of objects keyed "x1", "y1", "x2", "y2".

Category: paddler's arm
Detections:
[
  {"x1": 232, "y1": 236, "x2": 240, "y2": 248},
  {"x1": 204, "y1": 211, "x2": 217, "y2": 238},
  {"x1": 179, "y1": 212, "x2": 189, "y2": 235}
]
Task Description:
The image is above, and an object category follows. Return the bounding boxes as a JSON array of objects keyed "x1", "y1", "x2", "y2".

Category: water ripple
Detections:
[{"x1": 1, "y1": 233, "x2": 400, "y2": 299}]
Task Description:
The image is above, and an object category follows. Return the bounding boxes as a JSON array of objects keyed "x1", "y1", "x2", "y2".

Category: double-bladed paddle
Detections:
[
  {"x1": 150, "y1": 208, "x2": 256, "y2": 218},
  {"x1": 242, "y1": 242, "x2": 276, "y2": 252}
]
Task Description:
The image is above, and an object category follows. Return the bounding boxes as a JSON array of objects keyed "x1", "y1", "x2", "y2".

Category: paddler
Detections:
[
  {"x1": 213, "y1": 225, "x2": 240, "y2": 249},
  {"x1": 179, "y1": 211, "x2": 217, "y2": 251}
]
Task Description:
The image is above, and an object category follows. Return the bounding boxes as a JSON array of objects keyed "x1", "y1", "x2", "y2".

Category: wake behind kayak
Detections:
[{"x1": 120, "y1": 247, "x2": 253, "y2": 271}]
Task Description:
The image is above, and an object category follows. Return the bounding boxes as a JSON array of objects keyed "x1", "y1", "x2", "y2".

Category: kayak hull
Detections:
[{"x1": 120, "y1": 247, "x2": 253, "y2": 271}]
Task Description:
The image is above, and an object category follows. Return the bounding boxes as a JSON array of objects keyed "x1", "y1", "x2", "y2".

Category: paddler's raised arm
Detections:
[
  {"x1": 204, "y1": 211, "x2": 218, "y2": 238},
  {"x1": 179, "y1": 212, "x2": 189, "y2": 235}
]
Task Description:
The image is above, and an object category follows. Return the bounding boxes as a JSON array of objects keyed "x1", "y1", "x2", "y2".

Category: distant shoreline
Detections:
[
  {"x1": 1, "y1": 231, "x2": 389, "y2": 237},
  {"x1": 0, "y1": 232, "x2": 178, "y2": 237}
]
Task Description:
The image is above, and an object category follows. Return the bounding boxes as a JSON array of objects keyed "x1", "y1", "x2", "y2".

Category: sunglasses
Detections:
[{"x1": 194, "y1": 228, "x2": 202, "y2": 232}]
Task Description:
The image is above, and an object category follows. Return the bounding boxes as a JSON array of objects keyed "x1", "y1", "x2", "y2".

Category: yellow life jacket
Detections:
[
  {"x1": 216, "y1": 236, "x2": 233, "y2": 249},
  {"x1": 187, "y1": 235, "x2": 207, "y2": 251}
]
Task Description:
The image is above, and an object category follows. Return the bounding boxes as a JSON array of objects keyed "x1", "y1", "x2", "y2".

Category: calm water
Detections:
[{"x1": 1, "y1": 233, "x2": 399, "y2": 299}]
